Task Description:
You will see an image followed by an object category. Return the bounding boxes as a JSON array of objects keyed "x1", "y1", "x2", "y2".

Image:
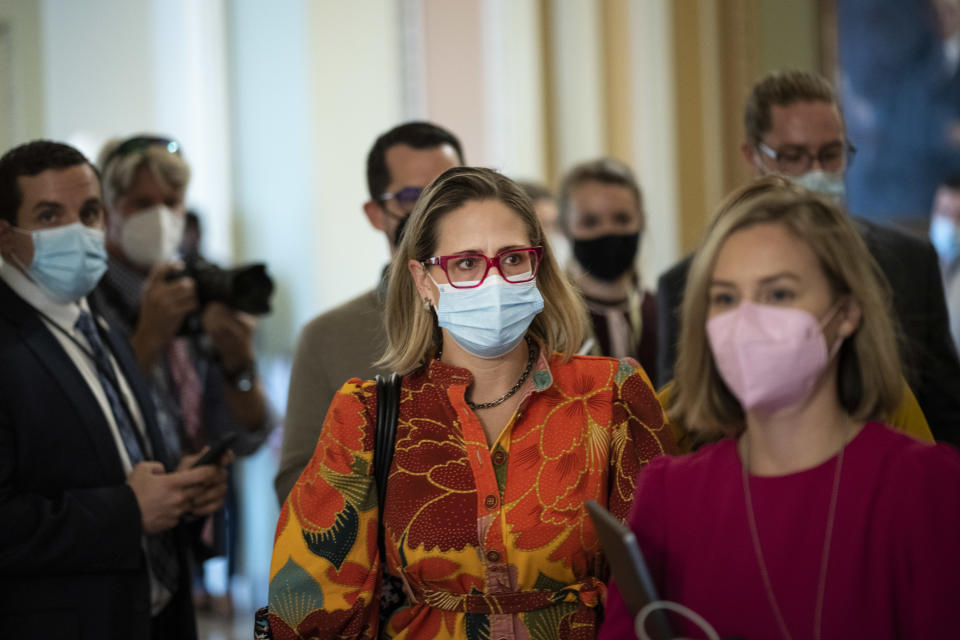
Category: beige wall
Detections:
[
  {"x1": 550, "y1": 0, "x2": 605, "y2": 178},
  {"x1": 669, "y1": 0, "x2": 824, "y2": 254},
  {"x1": 422, "y1": 0, "x2": 486, "y2": 163},
  {"x1": 759, "y1": 0, "x2": 820, "y2": 73},
  {"x1": 228, "y1": 0, "x2": 404, "y2": 350},
  {"x1": 302, "y1": 0, "x2": 403, "y2": 312},
  {"x1": 415, "y1": 0, "x2": 548, "y2": 179},
  {"x1": 0, "y1": 0, "x2": 44, "y2": 150},
  {"x1": 628, "y1": 0, "x2": 680, "y2": 285}
]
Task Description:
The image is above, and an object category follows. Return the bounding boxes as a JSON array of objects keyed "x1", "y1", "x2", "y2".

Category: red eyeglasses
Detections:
[{"x1": 423, "y1": 246, "x2": 543, "y2": 289}]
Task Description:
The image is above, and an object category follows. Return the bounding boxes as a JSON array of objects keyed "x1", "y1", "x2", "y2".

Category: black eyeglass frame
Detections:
[
  {"x1": 379, "y1": 185, "x2": 425, "y2": 215},
  {"x1": 755, "y1": 139, "x2": 857, "y2": 174}
]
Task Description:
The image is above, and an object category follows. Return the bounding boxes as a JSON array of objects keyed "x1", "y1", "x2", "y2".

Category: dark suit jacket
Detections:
[
  {"x1": 0, "y1": 280, "x2": 196, "y2": 639},
  {"x1": 656, "y1": 217, "x2": 960, "y2": 446}
]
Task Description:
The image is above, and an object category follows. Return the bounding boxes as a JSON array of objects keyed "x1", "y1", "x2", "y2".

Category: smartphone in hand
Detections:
[{"x1": 192, "y1": 433, "x2": 238, "y2": 468}]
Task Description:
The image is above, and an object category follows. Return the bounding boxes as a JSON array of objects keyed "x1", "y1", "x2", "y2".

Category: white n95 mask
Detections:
[{"x1": 120, "y1": 204, "x2": 185, "y2": 268}]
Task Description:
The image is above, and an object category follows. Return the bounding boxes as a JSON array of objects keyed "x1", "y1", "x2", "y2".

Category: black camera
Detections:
[{"x1": 166, "y1": 257, "x2": 275, "y2": 333}]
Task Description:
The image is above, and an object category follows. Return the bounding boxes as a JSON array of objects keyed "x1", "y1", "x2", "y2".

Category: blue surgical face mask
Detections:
[
  {"x1": 790, "y1": 169, "x2": 846, "y2": 202},
  {"x1": 930, "y1": 215, "x2": 960, "y2": 265},
  {"x1": 14, "y1": 222, "x2": 108, "y2": 303},
  {"x1": 430, "y1": 273, "x2": 545, "y2": 359}
]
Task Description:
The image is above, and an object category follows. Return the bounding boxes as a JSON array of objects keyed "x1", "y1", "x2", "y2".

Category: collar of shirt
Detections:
[
  {"x1": 423, "y1": 337, "x2": 556, "y2": 394},
  {"x1": 583, "y1": 281, "x2": 645, "y2": 331},
  {"x1": 0, "y1": 258, "x2": 89, "y2": 331}
]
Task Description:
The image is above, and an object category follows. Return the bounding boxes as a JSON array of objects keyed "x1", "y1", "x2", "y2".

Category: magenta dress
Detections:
[{"x1": 599, "y1": 422, "x2": 960, "y2": 639}]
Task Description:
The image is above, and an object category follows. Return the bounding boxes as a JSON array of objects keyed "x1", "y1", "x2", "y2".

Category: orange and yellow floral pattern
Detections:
[{"x1": 269, "y1": 351, "x2": 676, "y2": 639}]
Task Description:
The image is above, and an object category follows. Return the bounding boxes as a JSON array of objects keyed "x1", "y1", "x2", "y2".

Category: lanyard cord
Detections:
[
  {"x1": 741, "y1": 436, "x2": 844, "y2": 640},
  {"x1": 36, "y1": 307, "x2": 151, "y2": 458}
]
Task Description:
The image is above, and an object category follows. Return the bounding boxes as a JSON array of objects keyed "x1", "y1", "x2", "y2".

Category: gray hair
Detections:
[{"x1": 97, "y1": 136, "x2": 191, "y2": 207}]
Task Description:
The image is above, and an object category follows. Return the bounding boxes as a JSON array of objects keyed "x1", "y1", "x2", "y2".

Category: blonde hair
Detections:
[
  {"x1": 378, "y1": 166, "x2": 588, "y2": 373},
  {"x1": 97, "y1": 136, "x2": 190, "y2": 207},
  {"x1": 670, "y1": 182, "x2": 903, "y2": 437}
]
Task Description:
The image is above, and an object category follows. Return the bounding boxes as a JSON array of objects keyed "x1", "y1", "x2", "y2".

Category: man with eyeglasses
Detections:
[
  {"x1": 274, "y1": 122, "x2": 464, "y2": 504},
  {"x1": 656, "y1": 69, "x2": 960, "y2": 446}
]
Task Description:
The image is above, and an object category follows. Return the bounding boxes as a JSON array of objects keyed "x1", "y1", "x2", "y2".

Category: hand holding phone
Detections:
[{"x1": 192, "y1": 433, "x2": 238, "y2": 468}]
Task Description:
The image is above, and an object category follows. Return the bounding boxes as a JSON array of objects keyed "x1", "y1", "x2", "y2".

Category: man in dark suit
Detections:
[
  {"x1": 0, "y1": 140, "x2": 228, "y2": 638},
  {"x1": 656, "y1": 70, "x2": 960, "y2": 446}
]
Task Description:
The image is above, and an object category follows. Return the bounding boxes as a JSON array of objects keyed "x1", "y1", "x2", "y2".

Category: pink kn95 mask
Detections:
[{"x1": 706, "y1": 301, "x2": 843, "y2": 413}]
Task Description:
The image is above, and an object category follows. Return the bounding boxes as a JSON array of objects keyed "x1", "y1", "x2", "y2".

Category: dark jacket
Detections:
[
  {"x1": 656, "y1": 217, "x2": 960, "y2": 446},
  {"x1": 0, "y1": 280, "x2": 196, "y2": 639}
]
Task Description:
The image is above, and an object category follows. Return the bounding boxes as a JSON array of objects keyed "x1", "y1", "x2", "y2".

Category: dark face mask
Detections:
[{"x1": 572, "y1": 232, "x2": 640, "y2": 281}]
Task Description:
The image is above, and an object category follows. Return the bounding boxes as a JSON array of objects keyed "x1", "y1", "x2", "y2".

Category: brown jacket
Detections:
[{"x1": 274, "y1": 287, "x2": 390, "y2": 504}]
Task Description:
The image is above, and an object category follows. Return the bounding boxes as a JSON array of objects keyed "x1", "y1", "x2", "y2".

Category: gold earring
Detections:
[{"x1": 423, "y1": 298, "x2": 432, "y2": 311}]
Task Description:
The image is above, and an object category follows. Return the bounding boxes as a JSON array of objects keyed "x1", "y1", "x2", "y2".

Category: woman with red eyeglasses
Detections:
[{"x1": 266, "y1": 166, "x2": 678, "y2": 639}]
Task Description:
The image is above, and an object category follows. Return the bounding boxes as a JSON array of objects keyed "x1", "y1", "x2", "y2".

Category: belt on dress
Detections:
[{"x1": 409, "y1": 576, "x2": 606, "y2": 615}]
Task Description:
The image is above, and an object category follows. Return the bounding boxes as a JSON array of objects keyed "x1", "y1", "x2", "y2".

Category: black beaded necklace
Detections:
[{"x1": 461, "y1": 335, "x2": 537, "y2": 411}]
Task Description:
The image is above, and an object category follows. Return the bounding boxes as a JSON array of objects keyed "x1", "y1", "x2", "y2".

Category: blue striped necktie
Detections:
[
  {"x1": 74, "y1": 311, "x2": 180, "y2": 594},
  {"x1": 75, "y1": 311, "x2": 146, "y2": 462}
]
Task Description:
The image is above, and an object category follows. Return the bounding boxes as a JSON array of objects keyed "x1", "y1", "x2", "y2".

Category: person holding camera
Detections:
[{"x1": 93, "y1": 135, "x2": 273, "y2": 595}]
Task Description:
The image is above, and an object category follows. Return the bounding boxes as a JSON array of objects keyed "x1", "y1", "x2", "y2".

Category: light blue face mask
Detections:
[
  {"x1": 14, "y1": 222, "x2": 108, "y2": 303},
  {"x1": 930, "y1": 215, "x2": 960, "y2": 265},
  {"x1": 430, "y1": 273, "x2": 544, "y2": 359},
  {"x1": 790, "y1": 169, "x2": 846, "y2": 202}
]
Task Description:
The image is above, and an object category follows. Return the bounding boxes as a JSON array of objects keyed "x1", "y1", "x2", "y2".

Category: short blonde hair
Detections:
[
  {"x1": 97, "y1": 135, "x2": 190, "y2": 208},
  {"x1": 670, "y1": 184, "x2": 903, "y2": 437},
  {"x1": 378, "y1": 167, "x2": 588, "y2": 373}
]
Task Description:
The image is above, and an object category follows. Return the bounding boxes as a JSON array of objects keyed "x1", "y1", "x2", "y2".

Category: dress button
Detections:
[
  {"x1": 486, "y1": 549, "x2": 501, "y2": 563},
  {"x1": 484, "y1": 494, "x2": 498, "y2": 509},
  {"x1": 492, "y1": 450, "x2": 506, "y2": 465}
]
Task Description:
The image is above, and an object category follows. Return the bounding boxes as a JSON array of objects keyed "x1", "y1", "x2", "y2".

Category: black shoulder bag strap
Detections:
[
  {"x1": 374, "y1": 372, "x2": 401, "y2": 561},
  {"x1": 254, "y1": 373, "x2": 402, "y2": 640},
  {"x1": 374, "y1": 372, "x2": 405, "y2": 637}
]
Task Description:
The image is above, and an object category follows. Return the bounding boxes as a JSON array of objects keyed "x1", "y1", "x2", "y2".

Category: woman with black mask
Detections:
[{"x1": 559, "y1": 158, "x2": 656, "y2": 377}]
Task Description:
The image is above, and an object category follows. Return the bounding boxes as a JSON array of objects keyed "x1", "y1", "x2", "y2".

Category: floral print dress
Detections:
[{"x1": 268, "y1": 351, "x2": 676, "y2": 639}]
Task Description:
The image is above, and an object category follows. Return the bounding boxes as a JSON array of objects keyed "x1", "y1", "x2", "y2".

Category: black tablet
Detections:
[{"x1": 586, "y1": 500, "x2": 674, "y2": 640}]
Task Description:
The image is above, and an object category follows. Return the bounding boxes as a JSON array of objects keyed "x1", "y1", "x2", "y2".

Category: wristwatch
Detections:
[{"x1": 224, "y1": 362, "x2": 258, "y2": 392}]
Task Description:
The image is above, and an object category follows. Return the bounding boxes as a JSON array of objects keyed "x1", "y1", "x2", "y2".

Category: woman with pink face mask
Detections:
[{"x1": 600, "y1": 186, "x2": 960, "y2": 639}]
